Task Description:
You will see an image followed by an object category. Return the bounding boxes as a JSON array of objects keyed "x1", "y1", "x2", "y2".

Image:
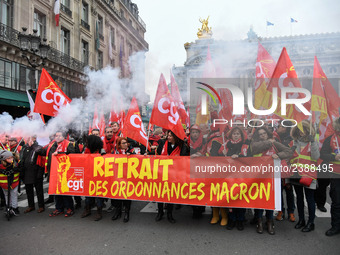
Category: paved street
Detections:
[{"x1": 1, "y1": 183, "x2": 339, "y2": 255}]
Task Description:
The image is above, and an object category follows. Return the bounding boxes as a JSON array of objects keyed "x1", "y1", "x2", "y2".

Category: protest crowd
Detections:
[
  {"x1": 1, "y1": 116, "x2": 340, "y2": 237},
  {"x1": 1, "y1": 43, "x2": 340, "y2": 241}
]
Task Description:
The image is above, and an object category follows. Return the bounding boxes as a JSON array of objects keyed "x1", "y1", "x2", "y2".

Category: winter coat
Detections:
[
  {"x1": 20, "y1": 142, "x2": 44, "y2": 184},
  {"x1": 157, "y1": 139, "x2": 190, "y2": 156}
]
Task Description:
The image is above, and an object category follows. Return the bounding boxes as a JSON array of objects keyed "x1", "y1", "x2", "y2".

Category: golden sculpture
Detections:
[{"x1": 197, "y1": 16, "x2": 213, "y2": 39}]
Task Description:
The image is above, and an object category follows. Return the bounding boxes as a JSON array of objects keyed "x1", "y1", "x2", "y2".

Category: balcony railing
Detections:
[
  {"x1": 0, "y1": 22, "x2": 20, "y2": 47},
  {"x1": 0, "y1": 22, "x2": 85, "y2": 73},
  {"x1": 120, "y1": 0, "x2": 146, "y2": 30},
  {"x1": 60, "y1": 3, "x2": 72, "y2": 18},
  {"x1": 121, "y1": 16, "x2": 148, "y2": 47},
  {"x1": 81, "y1": 19, "x2": 90, "y2": 31}
]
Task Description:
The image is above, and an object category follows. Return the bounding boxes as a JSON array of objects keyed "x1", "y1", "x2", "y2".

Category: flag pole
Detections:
[
  {"x1": 0, "y1": 141, "x2": 6, "y2": 150},
  {"x1": 146, "y1": 122, "x2": 151, "y2": 153},
  {"x1": 14, "y1": 137, "x2": 24, "y2": 153}
]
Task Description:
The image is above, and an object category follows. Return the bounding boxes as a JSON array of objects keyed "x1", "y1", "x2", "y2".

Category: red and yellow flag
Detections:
[
  {"x1": 254, "y1": 42, "x2": 276, "y2": 110},
  {"x1": 312, "y1": 56, "x2": 340, "y2": 146},
  {"x1": 260, "y1": 47, "x2": 310, "y2": 126}
]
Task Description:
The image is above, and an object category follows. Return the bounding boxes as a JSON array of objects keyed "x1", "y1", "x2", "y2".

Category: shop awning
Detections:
[{"x1": 0, "y1": 89, "x2": 30, "y2": 107}]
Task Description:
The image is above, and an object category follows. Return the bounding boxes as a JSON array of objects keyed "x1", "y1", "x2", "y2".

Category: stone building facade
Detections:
[
  {"x1": 173, "y1": 27, "x2": 340, "y2": 107},
  {"x1": 0, "y1": 0, "x2": 148, "y2": 117}
]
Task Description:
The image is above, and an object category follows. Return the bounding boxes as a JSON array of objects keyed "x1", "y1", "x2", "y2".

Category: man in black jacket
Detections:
[{"x1": 20, "y1": 136, "x2": 45, "y2": 213}]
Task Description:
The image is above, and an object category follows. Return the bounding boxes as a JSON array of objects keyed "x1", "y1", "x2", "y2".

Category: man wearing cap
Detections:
[
  {"x1": 9, "y1": 137, "x2": 22, "y2": 154},
  {"x1": 0, "y1": 150, "x2": 20, "y2": 216}
]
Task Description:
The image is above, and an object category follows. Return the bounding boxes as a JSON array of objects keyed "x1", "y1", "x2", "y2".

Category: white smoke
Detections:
[{"x1": 0, "y1": 51, "x2": 148, "y2": 143}]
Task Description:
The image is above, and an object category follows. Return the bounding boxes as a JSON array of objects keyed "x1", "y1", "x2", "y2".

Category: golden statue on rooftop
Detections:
[{"x1": 197, "y1": 16, "x2": 213, "y2": 39}]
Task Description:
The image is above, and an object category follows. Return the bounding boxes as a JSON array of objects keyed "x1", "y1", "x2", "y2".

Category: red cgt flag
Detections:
[
  {"x1": 109, "y1": 96, "x2": 125, "y2": 130},
  {"x1": 34, "y1": 68, "x2": 71, "y2": 117},
  {"x1": 150, "y1": 74, "x2": 186, "y2": 140},
  {"x1": 123, "y1": 97, "x2": 148, "y2": 149},
  {"x1": 312, "y1": 56, "x2": 340, "y2": 146},
  {"x1": 260, "y1": 47, "x2": 310, "y2": 125},
  {"x1": 92, "y1": 105, "x2": 106, "y2": 139},
  {"x1": 170, "y1": 71, "x2": 188, "y2": 124}
]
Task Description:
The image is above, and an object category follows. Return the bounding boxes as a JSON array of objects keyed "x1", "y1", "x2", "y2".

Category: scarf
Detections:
[
  {"x1": 56, "y1": 139, "x2": 70, "y2": 152},
  {"x1": 103, "y1": 136, "x2": 115, "y2": 153},
  {"x1": 161, "y1": 140, "x2": 181, "y2": 156},
  {"x1": 230, "y1": 138, "x2": 242, "y2": 144}
]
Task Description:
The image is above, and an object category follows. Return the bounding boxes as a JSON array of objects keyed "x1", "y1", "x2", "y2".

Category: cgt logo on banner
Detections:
[
  {"x1": 67, "y1": 168, "x2": 85, "y2": 193},
  {"x1": 54, "y1": 155, "x2": 84, "y2": 194},
  {"x1": 34, "y1": 68, "x2": 71, "y2": 117}
]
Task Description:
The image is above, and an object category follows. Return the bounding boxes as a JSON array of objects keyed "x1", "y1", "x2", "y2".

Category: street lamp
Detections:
[{"x1": 18, "y1": 27, "x2": 50, "y2": 68}]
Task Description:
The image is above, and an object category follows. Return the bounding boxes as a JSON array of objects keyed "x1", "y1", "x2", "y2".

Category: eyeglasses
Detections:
[
  {"x1": 259, "y1": 132, "x2": 267, "y2": 136},
  {"x1": 121, "y1": 142, "x2": 127, "y2": 144}
]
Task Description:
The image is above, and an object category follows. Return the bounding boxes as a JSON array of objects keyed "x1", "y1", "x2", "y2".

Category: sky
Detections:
[{"x1": 133, "y1": 0, "x2": 340, "y2": 101}]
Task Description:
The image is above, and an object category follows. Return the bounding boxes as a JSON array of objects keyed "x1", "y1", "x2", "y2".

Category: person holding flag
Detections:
[
  {"x1": 320, "y1": 117, "x2": 340, "y2": 236},
  {"x1": 311, "y1": 56, "x2": 340, "y2": 213},
  {"x1": 148, "y1": 74, "x2": 188, "y2": 222}
]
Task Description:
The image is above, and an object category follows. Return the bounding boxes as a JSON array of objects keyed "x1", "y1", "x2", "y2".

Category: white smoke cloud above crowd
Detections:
[{"x1": 0, "y1": 51, "x2": 148, "y2": 144}]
